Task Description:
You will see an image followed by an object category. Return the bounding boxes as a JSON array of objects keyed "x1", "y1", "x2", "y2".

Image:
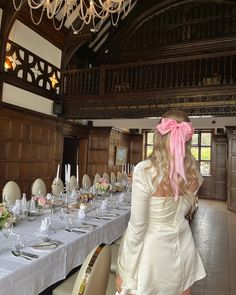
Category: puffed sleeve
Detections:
[{"x1": 117, "y1": 161, "x2": 151, "y2": 290}]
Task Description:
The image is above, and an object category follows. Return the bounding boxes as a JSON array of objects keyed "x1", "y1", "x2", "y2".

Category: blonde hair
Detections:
[{"x1": 149, "y1": 109, "x2": 198, "y2": 197}]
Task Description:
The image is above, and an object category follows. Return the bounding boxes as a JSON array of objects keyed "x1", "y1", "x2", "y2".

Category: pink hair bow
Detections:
[{"x1": 156, "y1": 118, "x2": 194, "y2": 200}]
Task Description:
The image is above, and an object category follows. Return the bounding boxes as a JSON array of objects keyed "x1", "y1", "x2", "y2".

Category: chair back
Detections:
[
  {"x1": 117, "y1": 171, "x2": 122, "y2": 183},
  {"x1": 2, "y1": 181, "x2": 21, "y2": 204},
  {"x1": 51, "y1": 177, "x2": 64, "y2": 196},
  {"x1": 72, "y1": 244, "x2": 111, "y2": 295},
  {"x1": 82, "y1": 174, "x2": 91, "y2": 189},
  {"x1": 70, "y1": 175, "x2": 77, "y2": 191},
  {"x1": 110, "y1": 172, "x2": 116, "y2": 183},
  {"x1": 94, "y1": 173, "x2": 101, "y2": 184},
  {"x1": 102, "y1": 172, "x2": 109, "y2": 182},
  {"x1": 32, "y1": 178, "x2": 47, "y2": 197}
]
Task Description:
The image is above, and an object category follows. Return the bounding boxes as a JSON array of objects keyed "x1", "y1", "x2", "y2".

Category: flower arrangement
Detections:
[
  {"x1": 79, "y1": 193, "x2": 95, "y2": 204},
  {"x1": 0, "y1": 203, "x2": 13, "y2": 230},
  {"x1": 33, "y1": 195, "x2": 47, "y2": 209},
  {"x1": 95, "y1": 178, "x2": 112, "y2": 193}
]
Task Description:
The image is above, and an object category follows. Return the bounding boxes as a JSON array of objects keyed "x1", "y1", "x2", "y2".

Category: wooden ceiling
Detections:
[{"x1": 1, "y1": 0, "x2": 236, "y2": 119}]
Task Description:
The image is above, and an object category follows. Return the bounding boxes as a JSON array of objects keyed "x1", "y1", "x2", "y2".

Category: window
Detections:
[
  {"x1": 191, "y1": 131, "x2": 212, "y2": 176},
  {"x1": 143, "y1": 130, "x2": 154, "y2": 158}
]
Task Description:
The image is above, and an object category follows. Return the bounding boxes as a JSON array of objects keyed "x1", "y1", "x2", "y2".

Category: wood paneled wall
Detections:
[
  {"x1": 87, "y1": 127, "x2": 143, "y2": 180},
  {"x1": 0, "y1": 103, "x2": 88, "y2": 200},
  {"x1": 227, "y1": 128, "x2": 236, "y2": 213}
]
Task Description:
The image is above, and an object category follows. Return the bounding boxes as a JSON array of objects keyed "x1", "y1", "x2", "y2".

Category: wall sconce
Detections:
[{"x1": 4, "y1": 57, "x2": 12, "y2": 71}]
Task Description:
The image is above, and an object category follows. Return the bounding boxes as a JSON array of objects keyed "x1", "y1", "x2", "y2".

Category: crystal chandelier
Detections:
[{"x1": 12, "y1": 0, "x2": 134, "y2": 34}]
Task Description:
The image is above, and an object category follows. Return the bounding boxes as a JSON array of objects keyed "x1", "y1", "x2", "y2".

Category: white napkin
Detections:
[
  {"x1": 100, "y1": 199, "x2": 108, "y2": 210},
  {"x1": 119, "y1": 193, "x2": 125, "y2": 202},
  {"x1": 46, "y1": 193, "x2": 52, "y2": 200},
  {"x1": 39, "y1": 217, "x2": 51, "y2": 233},
  {"x1": 78, "y1": 208, "x2": 86, "y2": 219}
]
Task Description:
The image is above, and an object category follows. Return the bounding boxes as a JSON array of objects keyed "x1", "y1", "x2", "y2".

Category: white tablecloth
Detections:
[{"x1": 0, "y1": 196, "x2": 130, "y2": 295}]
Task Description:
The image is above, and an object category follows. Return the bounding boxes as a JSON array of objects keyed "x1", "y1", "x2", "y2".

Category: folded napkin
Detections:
[
  {"x1": 100, "y1": 199, "x2": 108, "y2": 210},
  {"x1": 119, "y1": 193, "x2": 125, "y2": 202},
  {"x1": 39, "y1": 217, "x2": 52, "y2": 234},
  {"x1": 78, "y1": 208, "x2": 86, "y2": 219}
]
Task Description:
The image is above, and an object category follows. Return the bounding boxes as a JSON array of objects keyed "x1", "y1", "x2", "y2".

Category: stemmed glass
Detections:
[{"x1": 2, "y1": 220, "x2": 13, "y2": 238}]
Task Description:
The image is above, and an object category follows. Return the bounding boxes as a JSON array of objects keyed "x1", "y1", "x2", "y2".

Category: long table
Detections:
[{"x1": 0, "y1": 196, "x2": 130, "y2": 295}]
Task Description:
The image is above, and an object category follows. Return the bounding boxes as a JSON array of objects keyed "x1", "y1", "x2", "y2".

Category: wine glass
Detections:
[{"x1": 2, "y1": 220, "x2": 13, "y2": 238}]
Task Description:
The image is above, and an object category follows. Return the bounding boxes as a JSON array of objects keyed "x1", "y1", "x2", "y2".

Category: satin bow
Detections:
[{"x1": 156, "y1": 118, "x2": 194, "y2": 200}]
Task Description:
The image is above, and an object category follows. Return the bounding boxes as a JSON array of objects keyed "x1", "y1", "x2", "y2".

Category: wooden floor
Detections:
[{"x1": 191, "y1": 199, "x2": 236, "y2": 295}]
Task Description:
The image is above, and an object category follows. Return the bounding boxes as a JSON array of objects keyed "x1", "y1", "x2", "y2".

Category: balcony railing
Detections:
[{"x1": 61, "y1": 53, "x2": 236, "y2": 97}]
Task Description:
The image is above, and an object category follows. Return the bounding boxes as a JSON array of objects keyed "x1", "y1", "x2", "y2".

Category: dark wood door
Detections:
[
  {"x1": 62, "y1": 137, "x2": 79, "y2": 182},
  {"x1": 227, "y1": 129, "x2": 236, "y2": 212},
  {"x1": 213, "y1": 135, "x2": 227, "y2": 201}
]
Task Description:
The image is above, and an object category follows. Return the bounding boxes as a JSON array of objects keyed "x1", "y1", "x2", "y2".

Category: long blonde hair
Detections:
[{"x1": 149, "y1": 109, "x2": 198, "y2": 197}]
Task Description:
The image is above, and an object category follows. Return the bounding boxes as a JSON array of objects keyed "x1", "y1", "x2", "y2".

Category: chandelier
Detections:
[{"x1": 12, "y1": 0, "x2": 134, "y2": 34}]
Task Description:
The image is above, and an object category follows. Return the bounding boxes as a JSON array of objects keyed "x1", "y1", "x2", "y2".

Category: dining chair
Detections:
[
  {"x1": 94, "y1": 173, "x2": 101, "y2": 184},
  {"x1": 52, "y1": 243, "x2": 111, "y2": 295},
  {"x1": 102, "y1": 172, "x2": 109, "y2": 182},
  {"x1": 105, "y1": 243, "x2": 119, "y2": 295},
  {"x1": 116, "y1": 171, "x2": 122, "y2": 183},
  {"x1": 82, "y1": 174, "x2": 91, "y2": 189},
  {"x1": 31, "y1": 178, "x2": 47, "y2": 197},
  {"x1": 51, "y1": 177, "x2": 64, "y2": 196},
  {"x1": 70, "y1": 175, "x2": 77, "y2": 191},
  {"x1": 2, "y1": 181, "x2": 21, "y2": 205},
  {"x1": 110, "y1": 172, "x2": 116, "y2": 183}
]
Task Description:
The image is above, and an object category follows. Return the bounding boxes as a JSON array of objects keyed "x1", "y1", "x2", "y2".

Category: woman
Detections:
[{"x1": 116, "y1": 110, "x2": 206, "y2": 295}]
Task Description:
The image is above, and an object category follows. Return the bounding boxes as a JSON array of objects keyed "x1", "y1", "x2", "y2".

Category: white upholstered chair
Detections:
[
  {"x1": 31, "y1": 178, "x2": 47, "y2": 196},
  {"x1": 51, "y1": 177, "x2": 64, "y2": 196},
  {"x1": 116, "y1": 171, "x2": 122, "y2": 183},
  {"x1": 2, "y1": 181, "x2": 21, "y2": 205},
  {"x1": 102, "y1": 172, "x2": 109, "y2": 182},
  {"x1": 110, "y1": 172, "x2": 116, "y2": 183},
  {"x1": 106, "y1": 243, "x2": 119, "y2": 295},
  {"x1": 52, "y1": 243, "x2": 111, "y2": 295},
  {"x1": 69, "y1": 175, "x2": 77, "y2": 191},
  {"x1": 82, "y1": 174, "x2": 91, "y2": 189},
  {"x1": 94, "y1": 173, "x2": 101, "y2": 184}
]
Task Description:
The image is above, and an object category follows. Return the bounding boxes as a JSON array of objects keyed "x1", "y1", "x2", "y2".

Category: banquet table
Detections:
[{"x1": 0, "y1": 193, "x2": 131, "y2": 295}]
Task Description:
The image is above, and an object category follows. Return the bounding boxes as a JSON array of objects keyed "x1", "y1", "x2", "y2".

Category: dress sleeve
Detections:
[{"x1": 117, "y1": 162, "x2": 151, "y2": 290}]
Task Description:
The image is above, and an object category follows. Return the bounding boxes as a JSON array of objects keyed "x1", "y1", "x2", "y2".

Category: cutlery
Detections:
[
  {"x1": 19, "y1": 251, "x2": 38, "y2": 259},
  {"x1": 93, "y1": 216, "x2": 112, "y2": 220},
  {"x1": 42, "y1": 237, "x2": 64, "y2": 245},
  {"x1": 65, "y1": 228, "x2": 87, "y2": 234},
  {"x1": 12, "y1": 250, "x2": 32, "y2": 260}
]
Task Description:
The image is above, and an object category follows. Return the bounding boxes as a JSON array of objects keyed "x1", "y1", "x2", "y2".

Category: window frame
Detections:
[{"x1": 191, "y1": 129, "x2": 213, "y2": 176}]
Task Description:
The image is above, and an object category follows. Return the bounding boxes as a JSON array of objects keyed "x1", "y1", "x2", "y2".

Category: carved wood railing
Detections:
[{"x1": 62, "y1": 52, "x2": 236, "y2": 97}]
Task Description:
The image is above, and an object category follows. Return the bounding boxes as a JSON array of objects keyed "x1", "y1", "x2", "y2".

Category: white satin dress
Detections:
[{"x1": 117, "y1": 160, "x2": 206, "y2": 295}]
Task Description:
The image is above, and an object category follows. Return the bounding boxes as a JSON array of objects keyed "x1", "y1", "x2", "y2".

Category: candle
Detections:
[
  {"x1": 121, "y1": 164, "x2": 124, "y2": 174},
  {"x1": 76, "y1": 164, "x2": 79, "y2": 185},
  {"x1": 67, "y1": 164, "x2": 71, "y2": 181},
  {"x1": 56, "y1": 164, "x2": 60, "y2": 182},
  {"x1": 65, "y1": 164, "x2": 68, "y2": 183},
  {"x1": 127, "y1": 163, "x2": 130, "y2": 175}
]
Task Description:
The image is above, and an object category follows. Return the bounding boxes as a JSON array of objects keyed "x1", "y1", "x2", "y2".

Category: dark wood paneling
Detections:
[
  {"x1": 212, "y1": 135, "x2": 227, "y2": 201},
  {"x1": 0, "y1": 104, "x2": 88, "y2": 200},
  {"x1": 226, "y1": 128, "x2": 236, "y2": 212}
]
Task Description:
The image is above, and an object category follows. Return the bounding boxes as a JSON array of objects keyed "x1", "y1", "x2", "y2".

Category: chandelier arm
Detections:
[
  {"x1": 12, "y1": 0, "x2": 23, "y2": 11},
  {"x1": 98, "y1": 0, "x2": 123, "y2": 14},
  {"x1": 28, "y1": 0, "x2": 45, "y2": 9},
  {"x1": 122, "y1": 0, "x2": 132, "y2": 16},
  {"x1": 30, "y1": 6, "x2": 44, "y2": 25},
  {"x1": 71, "y1": 21, "x2": 85, "y2": 34},
  {"x1": 46, "y1": 0, "x2": 65, "y2": 19},
  {"x1": 52, "y1": 15, "x2": 65, "y2": 31},
  {"x1": 110, "y1": 10, "x2": 121, "y2": 26},
  {"x1": 92, "y1": 16, "x2": 104, "y2": 32}
]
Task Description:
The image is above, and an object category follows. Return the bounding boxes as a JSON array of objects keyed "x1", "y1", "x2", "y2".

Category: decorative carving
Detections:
[
  {"x1": 63, "y1": 95, "x2": 236, "y2": 119},
  {"x1": 5, "y1": 40, "x2": 60, "y2": 96}
]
